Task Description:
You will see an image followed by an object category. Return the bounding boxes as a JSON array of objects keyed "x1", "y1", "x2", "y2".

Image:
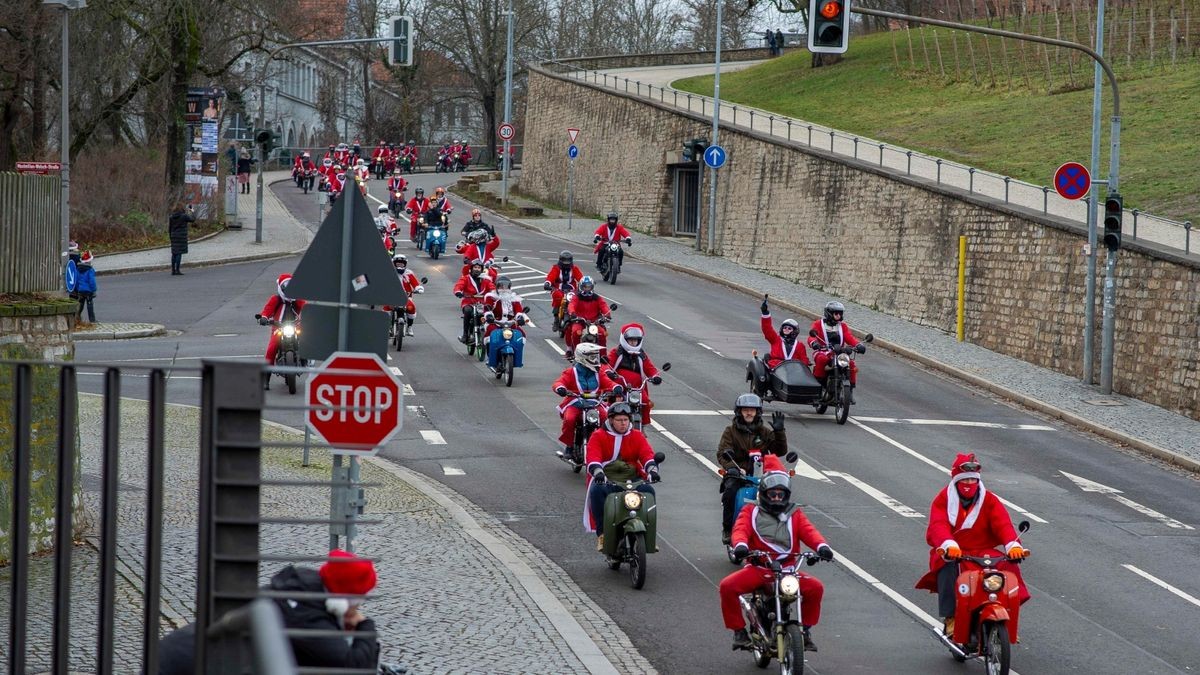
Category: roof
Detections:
[{"x1": 291, "y1": 0, "x2": 348, "y2": 40}]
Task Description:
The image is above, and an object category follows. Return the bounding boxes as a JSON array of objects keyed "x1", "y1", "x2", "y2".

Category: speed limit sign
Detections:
[{"x1": 498, "y1": 123, "x2": 515, "y2": 141}]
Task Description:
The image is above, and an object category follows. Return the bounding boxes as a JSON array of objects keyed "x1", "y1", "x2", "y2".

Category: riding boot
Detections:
[
  {"x1": 802, "y1": 627, "x2": 818, "y2": 652},
  {"x1": 731, "y1": 629, "x2": 751, "y2": 651},
  {"x1": 405, "y1": 322, "x2": 414, "y2": 337},
  {"x1": 849, "y1": 384, "x2": 856, "y2": 405}
]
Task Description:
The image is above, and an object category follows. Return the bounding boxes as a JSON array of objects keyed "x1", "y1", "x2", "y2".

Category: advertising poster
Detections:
[{"x1": 185, "y1": 87, "x2": 224, "y2": 218}]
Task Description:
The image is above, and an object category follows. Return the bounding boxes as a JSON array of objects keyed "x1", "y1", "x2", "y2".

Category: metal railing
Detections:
[
  {"x1": 0, "y1": 172, "x2": 62, "y2": 292},
  {"x1": 539, "y1": 61, "x2": 1195, "y2": 255}
]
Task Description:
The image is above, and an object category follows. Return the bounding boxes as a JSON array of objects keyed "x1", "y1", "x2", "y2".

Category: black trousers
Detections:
[
  {"x1": 720, "y1": 476, "x2": 746, "y2": 534},
  {"x1": 937, "y1": 562, "x2": 960, "y2": 617}
]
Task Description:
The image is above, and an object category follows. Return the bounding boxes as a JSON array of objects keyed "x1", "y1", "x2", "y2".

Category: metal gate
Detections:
[{"x1": 671, "y1": 165, "x2": 701, "y2": 236}]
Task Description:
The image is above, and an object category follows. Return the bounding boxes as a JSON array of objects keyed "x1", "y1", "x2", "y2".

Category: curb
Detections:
[
  {"x1": 71, "y1": 323, "x2": 167, "y2": 341},
  {"x1": 98, "y1": 249, "x2": 306, "y2": 276},
  {"x1": 508, "y1": 218, "x2": 1200, "y2": 475},
  {"x1": 97, "y1": 226, "x2": 227, "y2": 258}
]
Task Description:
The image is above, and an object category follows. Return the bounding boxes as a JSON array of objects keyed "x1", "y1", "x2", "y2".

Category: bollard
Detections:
[
  {"x1": 770, "y1": 115, "x2": 774, "y2": 135},
  {"x1": 733, "y1": 106, "x2": 738, "y2": 125},
  {"x1": 1004, "y1": 177, "x2": 1011, "y2": 202},
  {"x1": 906, "y1": 150, "x2": 913, "y2": 174},
  {"x1": 1130, "y1": 209, "x2": 1139, "y2": 239},
  {"x1": 1042, "y1": 187, "x2": 1050, "y2": 213},
  {"x1": 1186, "y1": 222, "x2": 1193, "y2": 253},
  {"x1": 829, "y1": 130, "x2": 835, "y2": 151},
  {"x1": 750, "y1": 110, "x2": 755, "y2": 127},
  {"x1": 879, "y1": 143, "x2": 885, "y2": 166},
  {"x1": 936, "y1": 159, "x2": 943, "y2": 184},
  {"x1": 968, "y1": 167, "x2": 975, "y2": 193},
  {"x1": 808, "y1": 125, "x2": 813, "y2": 146},
  {"x1": 787, "y1": 120, "x2": 792, "y2": 141},
  {"x1": 674, "y1": 91, "x2": 678, "y2": 106},
  {"x1": 853, "y1": 137, "x2": 859, "y2": 159}
]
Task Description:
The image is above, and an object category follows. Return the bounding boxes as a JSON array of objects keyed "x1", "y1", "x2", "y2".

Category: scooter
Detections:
[
  {"x1": 807, "y1": 329, "x2": 873, "y2": 424},
  {"x1": 301, "y1": 167, "x2": 317, "y2": 193},
  {"x1": 736, "y1": 550, "x2": 827, "y2": 674},
  {"x1": 424, "y1": 214, "x2": 448, "y2": 259},
  {"x1": 717, "y1": 449, "x2": 802, "y2": 563},
  {"x1": 555, "y1": 392, "x2": 606, "y2": 474},
  {"x1": 486, "y1": 317, "x2": 526, "y2": 386},
  {"x1": 255, "y1": 314, "x2": 303, "y2": 395},
  {"x1": 598, "y1": 453, "x2": 666, "y2": 591},
  {"x1": 610, "y1": 362, "x2": 671, "y2": 431},
  {"x1": 934, "y1": 521, "x2": 1032, "y2": 675}
]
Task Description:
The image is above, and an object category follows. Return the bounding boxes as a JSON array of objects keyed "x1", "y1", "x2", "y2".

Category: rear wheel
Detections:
[
  {"x1": 834, "y1": 378, "x2": 850, "y2": 424},
  {"x1": 983, "y1": 622, "x2": 1010, "y2": 675},
  {"x1": 780, "y1": 625, "x2": 805, "y2": 675},
  {"x1": 628, "y1": 532, "x2": 647, "y2": 590},
  {"x1": 504, "y1": 353, "x2": 515, "y2": 387}
]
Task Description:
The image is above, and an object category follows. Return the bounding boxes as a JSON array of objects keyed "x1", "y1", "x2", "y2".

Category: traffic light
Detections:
[
  {"x1": 254, "y1": 128, "x2": 281, "y2": 155},
  {"x1": 682, "y1": 137, "x2": 709, "y2": 162},
  {"x1": 389, "y1": 16, "x2": 414, "y2": 67},
  {"x1": 808, "y1": 0, "x2": 852, "y2": 54},
  {"x1": 1103, "y1": 193, "x2": 1123, "y2": 251}
]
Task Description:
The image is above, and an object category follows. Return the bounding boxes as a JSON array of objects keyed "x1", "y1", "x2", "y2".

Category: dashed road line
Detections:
[
  {"x1": 441, "y1": 465, "x2": 466, "y2": 475},
  {"x1": 1123, "y1": 565, "x2": 1200, "y2": 609},
  {"x1": 1061, "y1": 471, "x2": 1193, "y2": 530},
  {"x1": 389, "y1": 366, "x2": 403, "y2": 377},
  {"x1": 696, "y1": 342, "x2": 725, "y2": 357},
  {"x1": 544, "y1": 339, "x2": 566, "y2": 356},
  {"x1": 849, "y1": 416, "x2": 1055, "y2": 431},
  {"x1": 511, "y1": 282, "x2": 546, "y2": 290},
  {"x1": 421, "y1": 430, "x2": 447, "y2": 445},
  {"x1": 824, "y1": 471, "x2": 925, "y2": 518},
  {"x1": 648, "y1": 420, "x2": 722, "y2": 473},
  {"x1": 647, "y1": 316, "x2": 674, "y2": 330},
  {"x1": 403, "y1": 383, "x2": 416, "y2": 396}
]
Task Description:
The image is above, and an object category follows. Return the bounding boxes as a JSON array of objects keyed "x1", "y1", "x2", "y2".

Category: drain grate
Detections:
[{"x1": 1083, "y1": 398, "x2": 1126, "y2": 407}]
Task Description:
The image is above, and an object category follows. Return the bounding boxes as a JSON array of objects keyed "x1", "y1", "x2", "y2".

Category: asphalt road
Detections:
[{"x1": 77, "y1": 174, "x2": 1200, "y2": 674}]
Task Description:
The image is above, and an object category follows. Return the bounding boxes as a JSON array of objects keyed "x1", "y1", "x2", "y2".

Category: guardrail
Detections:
[{"x1": 539, "y1": 60, "x2": 1195, "y2": 255}]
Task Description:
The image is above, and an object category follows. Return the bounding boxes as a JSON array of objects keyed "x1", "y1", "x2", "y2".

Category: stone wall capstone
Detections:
[{"x1": 521, "y1": 65, "x2": 1200, "y2": 421}]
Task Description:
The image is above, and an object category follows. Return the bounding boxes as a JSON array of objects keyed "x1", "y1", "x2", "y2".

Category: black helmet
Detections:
[
  {"x1": 469, "y1": 259, "x2": 484, "y2": 278},
  {"x1": 558, "y1": 250, "x2": 574, "y2": 266},
  {"x1": 606, "y1": 211, "x2": 619, "y2": 224},
  {"x1": 415, "y1": 187, "x2": 425, "y2": 196},
  {"x1": 495, "y1": 275, "x2": 512, "y2": 290},
  {"x1": 758, "y1": 472, "x2": 792, "y2": 515},
  {"x1": 823, "y1": 301, "x2": 846, "y2": 324},
  {"x1": 608, "y1": 401, "x2": 634, "y2": 420}
]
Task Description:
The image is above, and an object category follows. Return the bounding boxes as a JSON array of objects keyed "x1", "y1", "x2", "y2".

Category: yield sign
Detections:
[
  {"x1": 1053, "y1": 162, "x2": 1090, "y2": 201},
  {"x1": 567, "y1": 128, "x2": 580, "y2": 144}
]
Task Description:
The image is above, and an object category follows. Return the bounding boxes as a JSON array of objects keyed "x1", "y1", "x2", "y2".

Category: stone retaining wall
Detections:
[{"x1": 521, "y1": 65, "x2": 1200, "y2": 420}]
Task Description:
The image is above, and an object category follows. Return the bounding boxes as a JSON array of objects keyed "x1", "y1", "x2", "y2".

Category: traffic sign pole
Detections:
[
  {"x1": 707, "y1": 0, "x2": 723, "y2": 256},
  {"x1": 567, "y1": 147, "x2": 575, "y2": 231}
]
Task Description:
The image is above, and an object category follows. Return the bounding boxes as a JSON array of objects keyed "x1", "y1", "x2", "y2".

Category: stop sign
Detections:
[{"x1": 306, "y1": 352, "x2": 403, "y2": 455}]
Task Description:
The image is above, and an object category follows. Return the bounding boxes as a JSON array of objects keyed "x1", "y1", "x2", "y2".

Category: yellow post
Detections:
[{"x1": 956, "y1": 235, "x2": 967, "y2": 341}]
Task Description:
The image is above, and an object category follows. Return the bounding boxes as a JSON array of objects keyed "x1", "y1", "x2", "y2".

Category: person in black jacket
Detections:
[
  {"x1": 168, "y1": 202, "x2": 195, "y2": 275},
  {"x1": 157, "y1": 550, "x2": 381, "y2": 673}
]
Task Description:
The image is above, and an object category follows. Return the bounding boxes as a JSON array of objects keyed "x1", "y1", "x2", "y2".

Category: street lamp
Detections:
[{"x1": 43, "y1": 0, "x2": 87, "y2": 284}]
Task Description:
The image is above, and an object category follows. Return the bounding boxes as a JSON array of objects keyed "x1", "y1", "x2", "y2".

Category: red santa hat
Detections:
[
  {"x1": 276, "y1": 273, "x2": 293, "y2": 300},
  {"x1": 319, "y1": 549, "x2": 377, "y2": 596},
  {"x1": 80, "y1": 250, "x2": 94, "y2": 265},
  {"x1": 946, "y1": 453, "x2": 985, "y2": 527},
  {"x1": 761, "y1": 453, "x2": 788, "y2": 477},
  {"x1": 618, "y1": 323, "x2": 645, "y2": 353}
]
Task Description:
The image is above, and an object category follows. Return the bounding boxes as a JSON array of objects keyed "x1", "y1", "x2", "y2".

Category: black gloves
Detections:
[
  {"x1": 592, "y1": 468, "x2": 608, "y2": 484},
  {"x1": 555, "y1": 386, "x2": 569, "y2": 396},
  {"x1": 650, "y1": 375, "x2": 663, "y2": 385},
  {"x1": 732, "y1": 545, "x2": 750, "y2": 562},
  {"x1": 817, "y1": 544, "x2": 834, "y2": 562},
  {"x1": 543, "y1": 281, "x2": 552, "y2": 290},
  {"x1": 612, "y1": 385, "x2": 626, "y2": 397},
  {"x1": 454, "y1": 291, "x2": 464, "y2": 298},
  {"x1": 648, "y1": 467, "x2": 661, "y2": 483},
  {"x1": 593, "y1": 235, "x2": 602, "y2": 243},
  {"x1": 517, "y1": 317, "x2": 526, "y2": 326},
  {"x1": 258, "y1": 316, "x2": 270, "y2": 326},
  {"x1": 624, "y1": 237, "x2": 633, "y2": 246},
  {"x1": 760, "y1": 298, "x2": 770, "y2": 315},
  {"x1": 855, "y1": 344, "x2": 867, "y2": 354},
  {"x1": 770, "y1": 411, "x2": 785, "y2": 432}
]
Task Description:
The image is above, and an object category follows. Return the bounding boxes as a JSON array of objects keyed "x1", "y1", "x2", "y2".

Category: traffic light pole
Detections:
[
  {"x1": 1082, "y1": 0, "x2": 1106, "y2": 386},
  {"x1": 852, "y1": 6, "x2": 1122, "y2": 392}
]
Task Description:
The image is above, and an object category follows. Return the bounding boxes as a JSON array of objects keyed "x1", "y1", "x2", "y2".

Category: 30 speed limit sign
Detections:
[{"x1": 498, "y1": 123, "x2": 515, "y2": 141}]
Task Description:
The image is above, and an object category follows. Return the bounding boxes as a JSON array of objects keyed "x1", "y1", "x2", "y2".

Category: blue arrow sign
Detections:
[
  {"x1": 568, "y1": 144, "x2": 579, "y2": 159},
  {"x1": 703, "y1": 144, "x2": 727, "y2": 169}
]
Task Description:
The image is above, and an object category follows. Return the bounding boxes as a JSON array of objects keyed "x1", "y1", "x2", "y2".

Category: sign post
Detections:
[{"x1": 567, "y1": 128, "x2": 579, "y2": 230}]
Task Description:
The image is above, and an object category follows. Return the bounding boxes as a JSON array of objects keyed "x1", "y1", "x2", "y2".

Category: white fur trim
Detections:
[
  {"x1": 945, "y1": 475, "x2": 986, "y2": 530},
  {"x1": 940, "y1": 539, "x2": 958, "y2": 551},
  {"x1": 325, "y1": 598, "x2": 350, "y2": 617}
]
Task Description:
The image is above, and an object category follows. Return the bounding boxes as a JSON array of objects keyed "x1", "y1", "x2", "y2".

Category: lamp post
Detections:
[
  {"x1": 43, "y1": 0, "x2": 87, "y2": 283},
  {"x1": 501, "y1": 0, "x2": 515, "y2": 205}
]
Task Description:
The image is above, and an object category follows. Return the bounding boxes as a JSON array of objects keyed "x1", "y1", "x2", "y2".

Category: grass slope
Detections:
[{"x1": 673, "y1": 33, "x2": 1200, "y2": 225}]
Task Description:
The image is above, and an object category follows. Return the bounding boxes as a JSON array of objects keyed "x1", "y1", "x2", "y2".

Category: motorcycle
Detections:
[
  {"x1": 424, "y1": 215, "x2": 448, "y2": 259},
  {"x1": 736, "y1": 550, "x2": 828, "y2": 674},
  {"x1": 719, "y1": 449, "x2": 799, "y2": 564},
  {"x1": 935, "y1": 521, "x2": 1031, "y2": 674},
  {"x1": 300, "y1": 167, "x2": 317, "y2": 193},
  {"x1": 434, "y1": 151, "x2": 450, "y2": 173},
  {"x1": 598, "y1": 453, "x2": 666, "y2": 591},
  {"x1": 462, "y1": 294, "x2": 489, "y2": 358},
  {"x1": 550, "y1": 282, "x2": 576, "y2": 335},
  {"x1": 609, "y1": 362, "x2": 671, "y2": 431},
  {"x1": 255, "y1": 314, "x2": 303, "y2": 395},
  {"x1": 807, "y1": 329, "x2": 874, "y2": 424},
  {"x1": 597, "y1": 240, "x2": 625, "y2": 285},
  {"x1": 451, "y1": 151, "x2": 465, "y2": 172},
  {"x1": 555, "y1": 392, "x2": 608, "y2": 474},
  {"x1": 564, "y1": 303, "x2": 617, "y2": 355},
  {"x1": 399, "y1": 153, "x2": 414, "y2": 173},
  {"x1": 487, "y1": 317, "x2": 526, "y2": 386},
  {"x1": 389, "y1": 276, "x2": 427, "y2": 352},
  {"x1": 388, "y1": 190, "x2": 406, "y2": 216}
]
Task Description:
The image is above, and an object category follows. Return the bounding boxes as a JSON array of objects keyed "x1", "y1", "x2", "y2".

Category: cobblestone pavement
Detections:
[
  {"x1": 98, "y1": 171, "x2": 312, "y2": 275},
  {"x1": 70, "y1": 322, "x2": 166, "y2": 340},
  {"x1": 465, "y1": 178, "x2": 1200, "y2": 471},
  {"x1": 0, "y1": 394, "x2": 653, "y2": 674}
]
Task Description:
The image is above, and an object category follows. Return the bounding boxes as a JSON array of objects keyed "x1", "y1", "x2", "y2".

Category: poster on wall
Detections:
[{"x1": 185, "y1": 87, "x2": 225, "y2": 218}]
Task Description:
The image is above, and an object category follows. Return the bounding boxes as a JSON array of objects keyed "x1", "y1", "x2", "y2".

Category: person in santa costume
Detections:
[
  {"x1": 583, "y1": 401, "x2": 660, "y2": 552},
  {"x1": 592, "y1": 211, "x2": 632, "y2": 268},
  {"x1": 404, "y1": 186, "x2": 432, "y2": 240},
  {"x1": 543, "y1": 250, "x2": 583, "y2": 332},
  {"x1": 482, "y1": 276, "x2": 529, "y2": 370},
  {"x1": 722, "y1": 454, "x2": 834, "y2": 653},
  {"x1": 915, "y1": 453, "x2": 1030, "y2": 639},
  {"x1": 456, "y1": 220, "x2": 501, "y2": 278},
  {"x1": 386, "y1": 253, "x2": 424, "y2": 338},
  {"x1": 759, "y1": 294, "x2": 810, "y2": 369},
  {"x1": 452, "y1": 259, "x2": 496, "y2": 342},
  {"x1": 552, "y1": 343, "x2": 623, "y2": 453},
  {"x1": 606, "y1": 323, "x2": 662, "y2": 426},
  {"x1": 808, "y1": 300, "x2": 866, "y2": 403},
  {"x1": 257, "y1": 273, "x2": 306, "y2": 370}
]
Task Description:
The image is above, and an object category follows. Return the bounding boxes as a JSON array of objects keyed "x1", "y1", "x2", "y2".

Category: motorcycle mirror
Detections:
[
  {"x1": 653, "y1": 451, "x2": 666, "y2": 464},
  {"x1": 661, "y1": 362, "x2": 671, "y2": 371},
  {"x1": 502, "y1": 255, "x2": 510, "y2": 262},
  {"x1": 864, "y1": 333, "x2": 875, "y2": 343},
  {"x1": 420, "y1": 277, "x2": 429, "y2": 284},
  {"x1": 609, "y1": 302, "x2": 619, "y2": 311},
  {"x1": 785, "y1": 451, "x2": 798, "y2": 463},
  {"x1": 254, "y1": 314, "x2": 262, "y2": 320},
  {"x1": 1018, "y1": 520, "x2": 1031, "y2": 533},
  {"x1": 808, "y1": 329, "x2": 819, "y2": 338}
]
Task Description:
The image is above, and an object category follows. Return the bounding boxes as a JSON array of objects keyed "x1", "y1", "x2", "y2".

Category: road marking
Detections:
[
  {"x1": 441, "y1": 465, "x2": 466, "y2": 475},
  {"x1": 652, "y1": 409, "x2": 724, "y2": 416},
  {"x1": 544, "y1": 338, "x2": 566, "y2": 355},
  {"x1": 648, "y1": 420, "x2": 723, "y2": 474},
  {"x1": 403, "y1": 383, "x2": 415, "y2": 396},
  {"x1": 696, "y1": 342, "x2": 725, "y2": 357},
  {"x1": 521, "y1": 291, "x2": 549, "y2": 298},
  {"x1": 212, "y1": 333, "x2": 239, "y2": 337},
  {"x1": 421, "y1": 430, "x2": 446, "y2": 445},
  {"x1": 845, "y1": 416, "x2": 1055, "y2": 431},
  {"x1": 83, "y1": 355, "x2": 262, "y2": 363},
  {"x1": 511, "y1": 282, "x2": 546, "y2": 290},
  {"x1": 647, "y1": 316, "x2": 674, "y2": 330},
  {"x1": 1123, "y1": 565, "x2": 1200, "y2": 609},
  {"x1": 78, "y1": 373, "x2": 205, "y2": 380},
  {"x1": 824, "y1": 471, "x2": 925, "y2": 518},
  {"x1": 389, "y1": 366, "x2": 403, "y2": 377},
  {"x1": 1061, "y1": 471, "x2": 1193, "y2": 530},
  {"x1": 850, "y1": 418, "x2": 1047, "y2": 524}
]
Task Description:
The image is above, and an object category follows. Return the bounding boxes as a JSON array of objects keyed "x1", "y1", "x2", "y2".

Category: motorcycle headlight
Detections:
[
  {"x1": 779, "y1": 574, "x2": 800, "y2": 600},
  {"x1": 628, "y1": 390, "x2": 642, "y2": 404},
  {"x1": 623, "y1": 491, "x2": 643, "y2": 510},
  {"x1": 281, "y1": 324, "x2": 297, "y2": 338},
  {"x1": 609, "y1": 243, "x2": 620, "y2": 251},
  {"x1": 835, "y1": 353, "x2": 851, "y2": 368},
  {"x1": 982, "y1": 573, "x2": 1005, "y2": 592},
  {"x1": 584, "y1": 409, "x2": 600, "y2": 424},
  {"x1": 502, "y1": 328, "x2": 514, "y2": 340},
  {"x1": 587, "y1": 325, "x2": 599, "y2": 335}
]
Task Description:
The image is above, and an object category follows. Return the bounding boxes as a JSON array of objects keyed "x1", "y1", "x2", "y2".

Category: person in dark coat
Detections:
[
  {"x1": 157, "y1": 550, "x2": 382, "y2": 674},
  {"x1": 765, "y1": 29, "x2": 776, "y2": 55},
  {"x1": 775, "y1": 29, "x2": 785, "y2": 54},
  {"x1": 168, "y1": 202, "x2": 195, "y2": 275}
]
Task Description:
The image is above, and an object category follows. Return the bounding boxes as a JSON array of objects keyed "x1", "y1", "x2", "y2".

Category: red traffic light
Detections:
[{"x1": 820, "y1": 0, "x2": 842, "y2": 19}]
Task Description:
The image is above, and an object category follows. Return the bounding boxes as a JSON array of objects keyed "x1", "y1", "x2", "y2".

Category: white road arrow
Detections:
[{"x1": 1060, "y1": 471, "x2": 1194, "y2": 530}]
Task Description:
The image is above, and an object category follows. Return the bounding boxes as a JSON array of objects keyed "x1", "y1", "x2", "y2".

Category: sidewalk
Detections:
[
  {"x1": 470, "y1": 177, "x2": 1200, "y2": 472},
  {"x1": 71, "y1": 321, "x2": 165, "y2": 340},
  {"x1": 98, "y1": 171, "x2": 313, "y2": 275},
  {"x1": 0, "y1": 394, "x2": 651, "y2": 674}
]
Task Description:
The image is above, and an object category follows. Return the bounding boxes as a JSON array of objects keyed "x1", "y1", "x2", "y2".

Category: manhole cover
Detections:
[{"x1": 1083, "y1": 398, "x2": 1126, "y2": 407}]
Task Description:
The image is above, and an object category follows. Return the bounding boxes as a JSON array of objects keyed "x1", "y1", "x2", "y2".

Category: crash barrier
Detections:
[
  {"x1": 0, "y1": 172, "x2": 61, "y2": 293},
  {"x1": 539, "y1": 57, "x2": 1194, "y2": 254},
  {"x1": 270, "y1": 144, "x2": 523, "y2": 173}
]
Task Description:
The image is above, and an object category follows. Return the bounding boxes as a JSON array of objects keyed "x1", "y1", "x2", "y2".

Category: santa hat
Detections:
[
  {"x1": 946, "y1": 453, "x2": 986, "y2": 528},
  {"x1": 67, "y1": 241, "x2": 80, "y2": 253},
  {"x1": 618, "y1": 323, "x2": 645, "y2": 353},
  {"x1": 319, "y1": 549, "x2": 377, "y2": 596},
  {"x1": 276, "y1": 273, "x2": 293, "y2": 300},
  {"x1": 950, "y1": 452, "x2": 981, "y2": 480},
  {"x1": 761, "y1": 454, "x2": 788, "y2": 477},
  {"x1": 80, "y1": 251, "x2": 94, "y2": 265}
]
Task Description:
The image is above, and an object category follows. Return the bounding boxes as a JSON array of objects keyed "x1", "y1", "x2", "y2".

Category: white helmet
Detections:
[
  {"x1": 574, "y1": 343, "x2": 603, "y2": 371},
  {"x1": 618, "y1": 324, "x2": 644, "y2": 353},
  {"x1": 377, "y1": 205, "x2": 389, "y2": 214}
]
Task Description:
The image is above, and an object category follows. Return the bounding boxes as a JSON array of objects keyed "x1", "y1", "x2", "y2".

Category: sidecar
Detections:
[{"x1": 746, "y1": 357, "x2": 824, "y2": 406}]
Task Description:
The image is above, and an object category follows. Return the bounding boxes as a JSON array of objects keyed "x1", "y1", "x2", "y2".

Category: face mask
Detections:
[{"x1": 956, "y1": 480, "x2": 980, "y2": 501}]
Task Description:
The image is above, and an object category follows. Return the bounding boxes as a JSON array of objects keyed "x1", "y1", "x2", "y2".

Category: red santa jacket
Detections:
[
  {"x1": 594, "y1": 223, "x2": 632, "y2": 243},
  {"x1": 582, "y1": 426, "x2": 657, "y2": 532},
  {"x1": 452, "y1": 273, "x2": 496, "y2": 308},
  {"x1": 460, "y1": 144, "x2": 472, "y2": 160},
  {"x1": 732, "y1": 503, "x2": 827, "y2": 568},
  {"x1": 398, "y1": 269, "x2": 422, "y2": 294},
  {"x1": 807, "y1": 319, "x2": 861, "y2": 351},
  {"x1": 545, "y1": 264, "x2": 583, "y2": 289},
  {"x1": 405, "y1": 196, "x2": 431, "y2": 217},
  {"x1": 430, "y1": 196, "x2": 453, "y2": 215},
  {"x1": 387, "y1": 176, "x2": 408, "y2": 194},
  {"x1": 761, "y1": 314, "x2": 810, "y2": 367},
  {"x1": 326, "y1": 172, "x2": 345, "y2": 194},
  {"x1": 607, "y1": 347, "x2": 660, "y2": 389},
  {"x1": 567, "y1": 294, "x2": 611, "y2": 323},
  {"x1": 455, "y1": 235, "x2": 501, "y2": 262},
  {"x1": 371, "y1": 145, "x2": 385, "y2": 162},
  {"x1": 260, "y1": 295, "x2": 307, "y2": 323},
  {"x1": 483, "y1": 291, "x2": 527, "y2": 327},
  {"x1": 552, "y1": 364, "x2": 620, "y2": 415}
]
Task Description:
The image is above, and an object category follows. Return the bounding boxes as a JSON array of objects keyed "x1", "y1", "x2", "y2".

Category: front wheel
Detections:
[
  {"x1": 834, "y1": 377, "x2": 850, "y2": 424},
  {"x1": 394, "y1": 322, "x2": 404, "y2": 351},
  {"x1": 983, "y1": 622, "x2": 1010, "y2": 675},
  {"x1": 503, "y1": 353, "x2": 515, "y2": 387},
  {"x1": 284, "y1": 373, "x2": 297, "y2": 395},
  {"x1": 430, "y1": 246, "x2": 440, "y2": 260},
  {"x1": 628, "y1": 532, "x2": 647, "y2": 590},
  {"x1": 778, "y1": 624, "x2": 805, "y2": 675}
]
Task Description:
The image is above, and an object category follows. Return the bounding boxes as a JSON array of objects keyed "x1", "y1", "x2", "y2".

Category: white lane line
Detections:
[
  {"x1": 696, "y1": 342, "x2": 725, "y2": 357},
  {"x1": 511, "y1": 282, "x2": 546, "y2": 290},
  {"x1": 212, "y1": 333, "x2": 239, "y2": 337},
  {"x1": 505, "y1": 271, "x2": 545, "y2": 279},
  {"x1": 653, "y1": 409, "x2": 724, "y2": 416},
  {"x1": 1123, "y1": 565, "x2": 1200, "y2": 609},
  {"x1": 84, "y1": 355, "x2": 262, "y2": 362},
  {"x1": 850, "y1": 418, "x2": 1048, "y2": 524},
  {"x1": 849, "y1": 416, "x2": 1055, "y2": 431},
  {"x1": 389, "y1": 366, "x2": 403, "y2": 377},
  {"x1": 647, "y1": 316, "x2": 674, "y2": 330},
  {"x1": 648, "y1": 420, "x2": 723, "y2": 473},
  {"x1": 421, "y1": 430, "x2": 446, "y2": 445},
  {"x1": 521, "y1": 291, "x2": 550, "y2": 298},
  {"x1": 1061, "y1": 471, "x2": 1194, "y2": 530},
  {"x1": 403, "y1": 383, "x2": 415, "y2": 396},
  {"x1": 824, "y1": 471, "x2": 925, "y2": 518},
  {"x1": 544, "y1": 339, "x2": 566, "y2": 355},
  {"x1": 442, "y1": 465, "x2": 466, "y2": 475}
]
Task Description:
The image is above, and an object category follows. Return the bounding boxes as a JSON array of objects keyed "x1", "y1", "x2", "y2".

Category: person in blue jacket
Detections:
[{"x1": 75, "y1": 250, "x2": 97, "y2": 324}]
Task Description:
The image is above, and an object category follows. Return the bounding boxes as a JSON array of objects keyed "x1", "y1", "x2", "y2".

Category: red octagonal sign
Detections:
[{"x1": 306, "y1": 352, "x2": 403, "y2": 455}]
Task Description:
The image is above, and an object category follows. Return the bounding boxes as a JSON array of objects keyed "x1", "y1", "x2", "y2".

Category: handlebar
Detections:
[{"x1": 743, "y1": 550, "x2": 821, "y2": 570}]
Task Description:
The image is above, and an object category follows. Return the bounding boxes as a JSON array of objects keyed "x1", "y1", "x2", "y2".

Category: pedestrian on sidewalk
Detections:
[
  {"x1": 775, "y1": 29, "x2": 784, "y2": 55},
  {"x1": 765, "y1": 29, "x2": 776, "y2": 55},
  {"x1": 169, "y1": 202, "x2": 196, "y2": 275},
  {"x1": 237, "y1": 149, "x2": 253, "y2": 194},
  {"x1": 75, "y1": 250, "x2": 97, "y2": 325},
  {"x1": 225, "y1": 141, "x2": 238, "y2": 174}
]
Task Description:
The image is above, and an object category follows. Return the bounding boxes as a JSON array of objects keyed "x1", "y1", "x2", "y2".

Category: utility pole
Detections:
[
  {"x1": 1082, "y1": 0, "x2": 1105, "y2": 385},
  {"x1": 707, "y1": 0, "x2": 723, "y2": 255},
  {"x1": 44, "y1": 0, "x2": 87, "y2": 277},
  {"x1": 501, "y1": 0, "x2": 515, "y2": 205}
]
